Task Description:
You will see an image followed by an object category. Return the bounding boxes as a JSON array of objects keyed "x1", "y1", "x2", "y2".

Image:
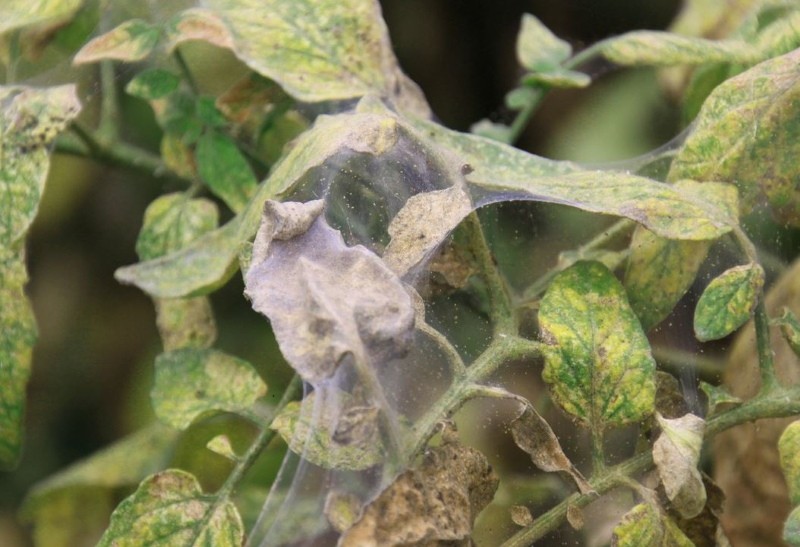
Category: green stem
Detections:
[
  {"x1": 174, "y1": 47, "x2": 199, "y2": 94},
  {"x1": 754, "y1": 299, "x2": 779, "y2": 392},
  {"x1": 500, "y1": 385, "x2": 800, "y2": 547},
  {"x1": 97, "y1": 61, "x2": 120, "y2": 143},
  {"x1": 504, "y1": 88, "x2": 545, "y2": 145},
  {"x1": 417, "y1": 318, "x2": 467, "y2": 379},
  {"x1": 591, "y1": 428, "x2": 606, "y2": 475}
]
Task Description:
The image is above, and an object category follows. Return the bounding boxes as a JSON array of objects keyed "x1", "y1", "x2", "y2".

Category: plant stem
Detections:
[
  {"x1": 505, "y1": 89, "x2": 545, "y2": 145},
  {"x1": 754, "y1": 299, "x2": 779, "y2": 392},
  {"x1": 97, "y1": 61, "x2": 120, "y2": 143},
  {"x1": 174, "y1": 47, "x2": 199, "y2": 95},
  {"x1": 500, "y1": 385, "x2": 800, "y2": 547},
  {"x1": 417, "y1": 319, "x2": 467, "y2": 379}
]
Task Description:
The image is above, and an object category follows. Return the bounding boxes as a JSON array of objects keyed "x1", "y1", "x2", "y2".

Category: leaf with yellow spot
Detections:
[
  {"x1": 612, "y1": 502, "x2": 694, "y2": 546},
  {"x1": 694, "y1": 262, "x2": 764, "y2": 342},
  {"x1": 73, "y1": 19, "x2": 160, "y2": 64},
  {"x1": 97, "y1": 469, "x2": 243, "y2": 546},
  {"x1": 539, "y1": 261, "x2": 656, "y2": 429}
]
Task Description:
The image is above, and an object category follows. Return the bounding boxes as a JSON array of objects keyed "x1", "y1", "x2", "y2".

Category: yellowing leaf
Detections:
[
  {"x1": 151, "y1": 348, "x2": 267, "y2": 429},
  {"x1": 164, "y1": 8, "x2": 235, "y2": 53},
  {"x1": 773, "y1": 307, "x2": 800, "y2": 359},
  {"x1": 539, "y1": 261, "x2": 656, "y2": 429},
  {"x1": 600, "y1": 31, "x2": 758, "y2": 66},
  {"x1": 653, "y1": 412, "x2": 707, "y2": 519},
  {"x1": 670, "y1": 48, "x2": 800, "y2": 225},
  {"x1": 73, "y1": 19, "x2": 160, "y2": 64},
  {"x1": 612, "y1": 502, "x2": 694, "y2": 546},
  {"x1": 779, "y1": 420, "x2": 800, "y2": 506},
  {"x1": 694, "y1": 262, "x2": 764, "y2": 342},
  {"x1": 98, "y1": 469, "x2": 244, "y2": 546},
  {"x1": 516, "y1": 13, "x2": 571, "y2": 72},
  {"x1": 0, "y1": 0, "x2": 82, "y2": 37}
]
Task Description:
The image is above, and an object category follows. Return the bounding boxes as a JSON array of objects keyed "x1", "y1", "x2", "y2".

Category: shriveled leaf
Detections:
[
  {"x1": 654, "y1": 412, "x2": 707, "y2": 519},
  {"x1": 599, "y1": 31, "x2": 757, "y2": 66},
  {"x1": 516, "y1": 13, "x2": 571, "y2": 72},
  {"x1": 779, "y1": 420, "x2": 800, "y2": 505},
  {"x1": 567, "y1": 505, "x2": 584, "y2": 531},
  {"x1": 271, "y1": 390, "x2": 384, "y2": 471},
  {"x1": 136, "y1": 193, "x2": 219, "y2": 261},
  {"x1": 0, "y1": 247, "x2": 36, "y2": 470},
  {"x1": 655, "y1": 371, "x2": 691, "y2": 419},
  {"x1": 612, "y1": 503, "x2": 694, "y2": 546},
  {"x1": 669, "y1": 48, "x2": 800, "y2": 225},
  {"x1": 98, "y1": 469, "x2": 243, "y2": 546},
  {"x1": 699, "y1": 382, "x2": 741, "y2": 417},
  {"x1": 196, "y1": 130, "x2": 258, "y2": 213},
  {"x1": 539, "y1": 261, "x2": 656, "y2": 429},
  {"x1": 510, "y1": 505, "x2": 533, "y2": 527},
  {"x1": 786, "y1": 506, "x2": 800, "y2": 546},
  {"x1": 201, "y1": 0, "x2": 430, "y2": 115},
  {"x1": 126, "y1": 69, "x2": 181, "y2": 101},
  {"x1": 152, "y1": 348, "x2": 266, "y2": 429},
  {"x1": 0, "y1": 0, "x2": 82, "y2": 36},
  {"x1": 671, "y1": 474, "x2": 727, "y2": 547},
  {"x1": 324, "y1": 491, "x2": 362, "y2": 533},
  {"x1": 244, "y1": 200, "x2": 414, "y2": 383},
  {"x1": 773, "y1": 307, "x2": 800, "y2": 359},
  {"x1": 1, "y1": 84, "x2": 81, "y2": 246},
  {"x1": 164, "y1": 8, "x2": 235, "y2": 53},
  {"x1": 73, "y1": 19, "x2": 160, "y2": 64},
  {"x1": 510, "y1": 404, "x2": 592, "y2": 494},
  {"x1": 694, "y1": 262, "x2": 764, "y2": 342},
  {"x1": 339, "y1": 437, "x2": 498, "y2": 546}
]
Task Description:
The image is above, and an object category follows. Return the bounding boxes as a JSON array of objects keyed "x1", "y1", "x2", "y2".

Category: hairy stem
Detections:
[
  {"x1": 500, "y1": 385, "x2": 800, "y2": 547},
  {"x1": 97, "y1": 61, "x2": 120, "y2": 143}
]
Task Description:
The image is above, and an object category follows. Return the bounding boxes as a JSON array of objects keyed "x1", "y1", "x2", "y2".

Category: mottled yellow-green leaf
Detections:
[
  {"x1": 539, "y1": 261, "x2": 656, "y2": 429},
  {"x1": 0, "y1": 84, "x2": 81, "y2": 246},
  {"x1": 164, "y1": 8, "x2": 235, "y2": 53},
  {"x1": 773, "y1": 307, "x2": 800, "y2": 359},
  {"x1": 201, "y1": 0, "x2": 430, "y2": 116},
  {"x1": 0, "y1": 246, "x2": 35, "y2": 470},
  {"x1": 98, "y1": 469, "x2": 244, "y2": 546},
  {"x1": 126, "y1": 68, "x2": 181, "y2": 101},
  {"x1": 624, "y1": 180, "x2": 737, "y2": 330},
  {"x1": 136, "y1": 193, "x2": 219, "y2": 261},
  {"x1": 786, "y1": 505, "x2": 800, "y2": 546},
  {"x1": 669, "y1": 0, "x2": 760, "y2": 40},
  {"x1": 653, "y1": 413, "x2": 706, "y2": 519},
  {"x1": 151, "y1": 348, "x2": 266, "y2": 429},
  {"x1": 516, "y1": 13, "x2": 571, "y2": 72},
  {"x1": 155, "y1": 297, "x2": 216, "y2": 351},
  {"x1": 779, "y1": 420, "x2": 800, "y2": 505},
  {"x1": 196, "y1": 130, "x2": 258, "y2": 213},
  {"x1": 73, "y1": 19, "x2": 160, "y2": 64},
  {"x1": 271, "y1": 390, "x2": 384, "y2": 471},
  {"x1": 600, "y1": 31, "x2": 758, "y2": 66},
  {"x1": 699, "y1": 381, "x2": 742, "y2": 416},
  {"x1": 612, "y1": 502, "x2": 694, "y2": 546},
  {"x1": 670, "y1": 48, "x2": 800, "y2": 225},
  {"x1": 161, "y1": 133, "x2": 196, "y2": 180},
  {"x1": 0, "y1": 0, "x2": 82, "y2": 37},
  {"x1": 694, "y1": 262, "x2": 764, "y2": 341}
]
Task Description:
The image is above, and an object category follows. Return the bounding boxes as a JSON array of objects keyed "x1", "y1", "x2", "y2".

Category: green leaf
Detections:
[
  {"x1": 73, "y1": 19, "x2": 160, "y2": 64},
  {"x1": 0, "y1": 0, "x2": 82, "y2": 37},
  {"x1": 98, "y1": 469, "x2": 244, "y2": 546},
  {"x1": 779, "y1": 420, "x2": 800, "y2": 505},
  {"x1": 694, "y1": 262, "x2": 764, "y2": 341},
  {"x1": 195, "y1": 96, "x2": 227, "y2": 128},
  {"x1": 699, "y1": 382, "x2": 742, "y2": 417},
  {"x1": 271, "y1": 390, "x2": 385, "y2": 471},
  {"x1": 612, "y1": 503, "x2": 694, "y2": 546},
  {"x1": 0, "y1": 85, "x2": 81, "y2": 246},
  {"x1": 539, "y1": 261, "x2": 656, "y2": 429},
  {"x1": 125, "y1": 69, "x2": 181, "y2": 100},
  {"x1": 786, "y1": 505, "x2": 800, "y2": 546},
  {"x1": 515, "y1": 13, "x2": 571, "y2": 72},
  {"x1": 196, "y1": 131, "x2": 258, "y2": 213},
  {"x1": 199, "y1": 0, "x2": 430, "y2": 115},
  {"x1": 599, "y1": 31, "x2": 758, "y2": 66},
  {"x1": 670, "y1": 48, "x2": 800, "y2": 225},
  {"x1": 0, "y1": 247, "x2": 35, "y2": 470},
  {"x1": 653, "y1": 413, "x2": 706, "y2": 519},
  {"x1": 773, "y1": 307, "x2": 800, "y2": 359},
  {"x1": 151, "y1": 348, "x2": 267, "y2": 429},
  {"x1": 136, "y1": 193, "x2": 219, "y2": 261}
]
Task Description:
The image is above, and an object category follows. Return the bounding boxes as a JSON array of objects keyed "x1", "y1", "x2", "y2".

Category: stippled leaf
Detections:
[
  {"x1": 539, "y1": 261, "x2": 656, "y2": 429},
  {"x1": 755, "y1": 10, "x2": 800, "y2": 59},
  {"x1": 786, "y1": 506, "x2": 800, "y2": 546},
  {"x1": 244, "y1": 200, "x2": 414, "y2": 384},
  {"x1": 599, "y1": 31, "x2": 757, "y2": 66},
  {"x1": 516, "y1": 13, "x2": 571, "y2": 72},
  {"x1": 271, "y1": 390, "x2": 384, "y2": 471},
  {"x1": 73, "y1": 19, "x2": 160, "y2": 64},
  {"x1": 154, "y1": 298, "x2": 216, "y2": 352},
  {"x1": 612, "y1": 503, "x2": 694, "y2": 547},
  {"x1": 200, "y1": 0, "x2": 430, "y2": 116},
  {"x1": 700, "y1": 382, "x2": 741, "y2": 417},
  {"x1": 196, "y1": 131, "x2": 258, "y2": 213},
  {"x1": 151, "y1": 348, "x2": 266, "y2": 429},
  {"x1": 670, "y1": 48, "x2": 800, "y2": 225},
  {"x1": 1, "y1": 85, "x2": 81, "y2": 246},
  {"x1": 0, "y1": 247, "x2": 35, "y2": 470},
  {"x1": 125, "y1": 69, "x2": 181, "y2": 101},
  {"x1": 694, "y1": 262, "x2": 764, "y2": 341},
  {"x1": 136, "y1": 193, "x2": 219, "y2": 261},
  {"x1": 510, "y1": 403, "x2": 592, "y2": 494},
  {"x1": 625, "y1": 180, "x2": 738, "y2": 330},
  {"x1": 653, "y1": 412, "x2": 707, "y2": 519},
  {"x1": 339, "y1": 435, "x2": 498, "y2": 546},
  {"x1": 0, "y1": 0, "x2": 82, "y2": 37},
  {"x1": 164, "y1": 8, "x2": 235, "y2": 53},
  {"x1": 98, "y1": 469, "x2": 243, "y2": 546},
  {"x1": 773, "y1": 307, "x2": 800, "y2": 358},
  {"x1": 779, "y1": 420, "x2": 800, "y2": 505}
]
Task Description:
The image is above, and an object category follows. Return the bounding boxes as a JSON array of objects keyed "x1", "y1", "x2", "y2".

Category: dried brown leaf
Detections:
[
  {"x1": 653, "y1": 412, "x2": 706, "y2": 519},
  {"x1": 510, "y1": 505, "x2": 533, "y2": 527}
]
